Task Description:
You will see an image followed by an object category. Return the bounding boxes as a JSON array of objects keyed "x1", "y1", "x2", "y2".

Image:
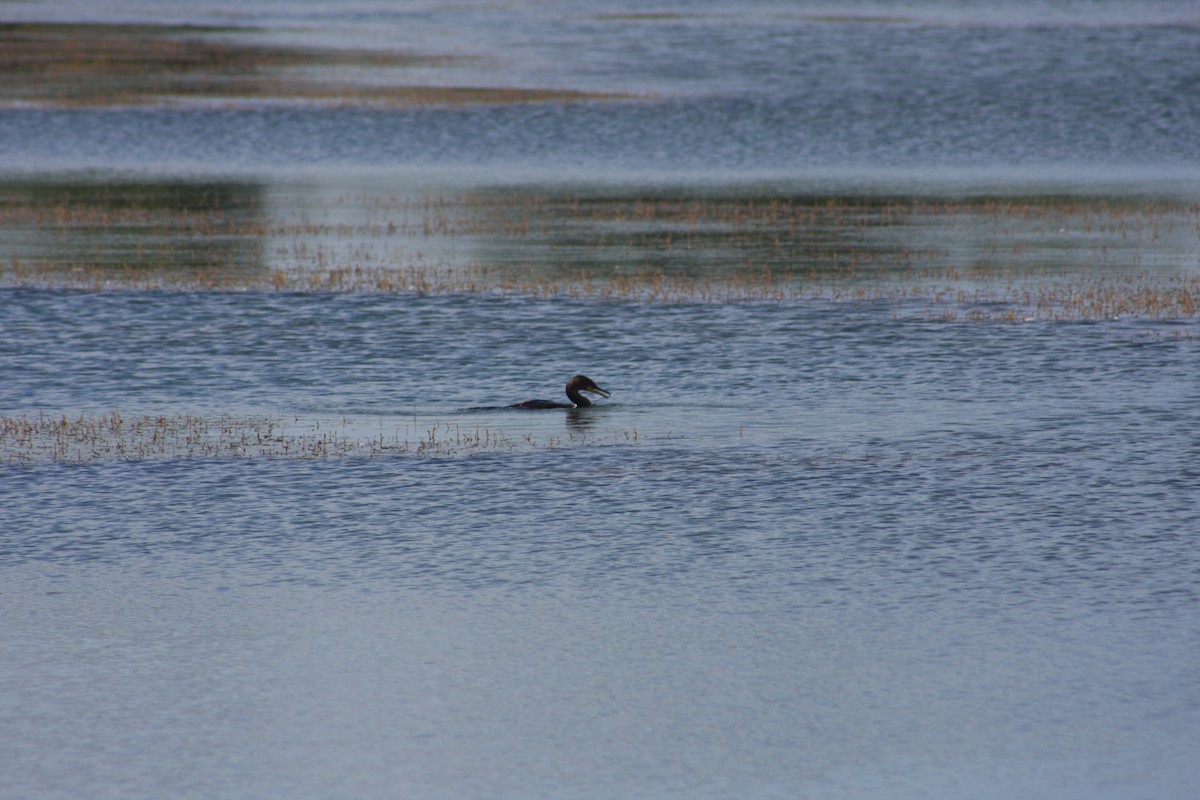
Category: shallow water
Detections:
[{"x1": 3, "y1": 1, "x2": 1200, "y2": 798}]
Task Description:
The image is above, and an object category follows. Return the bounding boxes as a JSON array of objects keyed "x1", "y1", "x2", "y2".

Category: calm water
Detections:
[{"x1": 3, "y1": 1, "x2": 1200, "y2": 798}]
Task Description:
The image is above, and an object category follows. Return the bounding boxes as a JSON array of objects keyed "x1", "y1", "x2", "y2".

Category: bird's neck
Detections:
[{"x1": 566, "y1": 388, "x2": 592, "y2": 407}]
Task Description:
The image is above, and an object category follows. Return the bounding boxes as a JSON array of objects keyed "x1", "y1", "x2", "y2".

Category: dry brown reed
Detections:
[
  {"x1": 0, "y1": 22, "x2": 631, "y2": 108},
  {"x1": 3, "y1": 187, "x2": 1198, "y2": 321}
]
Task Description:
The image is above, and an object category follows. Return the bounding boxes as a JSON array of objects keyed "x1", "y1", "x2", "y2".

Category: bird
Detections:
[{"x1": 511, "y1": 375, "x2": 611, "y2": 409}]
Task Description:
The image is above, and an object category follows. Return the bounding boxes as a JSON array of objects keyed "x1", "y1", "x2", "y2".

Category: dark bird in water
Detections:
[{"x1": 511, "y1": 375, "x2": 611, "y2": 409}]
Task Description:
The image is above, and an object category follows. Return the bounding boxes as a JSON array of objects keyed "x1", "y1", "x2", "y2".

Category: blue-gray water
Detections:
[
  {"x1": 3, "y1": 0, "x2": 1200, "y2": 182},
  {"x1": 2, "y1": 1, "x2": 1200, "y2": 798}
]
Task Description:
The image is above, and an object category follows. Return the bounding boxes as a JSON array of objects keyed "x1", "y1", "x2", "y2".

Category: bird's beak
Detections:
[{"x1": 588, "y1": 385, "x2": 611, "y2": 399}]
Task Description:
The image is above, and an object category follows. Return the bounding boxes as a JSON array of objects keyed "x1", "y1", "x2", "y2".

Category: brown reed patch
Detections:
[
  {"x1": 3, "y1": 183, "x2": 1198, "y2": 321},
  {"x1": 0, "y1": 22, "x2": 631, "y2": 108}
]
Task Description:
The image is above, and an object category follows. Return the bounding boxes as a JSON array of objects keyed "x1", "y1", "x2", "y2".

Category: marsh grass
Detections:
[
  {"x1": 3, "y1": 183, "x2": 1197, "y2": 320},
  {"x1": 0, "y1": 410, "x2": 627, "y2": 464},
  {"x1": 0, "y1": 22, "x2": 629, "y2": 107}
]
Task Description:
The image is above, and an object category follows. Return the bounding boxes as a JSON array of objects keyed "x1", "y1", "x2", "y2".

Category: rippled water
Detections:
[
  {"x1": 4, "y1": 290, "x2": 1198, "y2": 798},
  {"x1": 3, "y1": 1, "x2": 1200, "y2": 798}
]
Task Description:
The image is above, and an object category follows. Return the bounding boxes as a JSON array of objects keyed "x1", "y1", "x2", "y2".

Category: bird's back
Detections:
[{"x1": 511, "y1": 399, "x2": 571, "y2": 409}]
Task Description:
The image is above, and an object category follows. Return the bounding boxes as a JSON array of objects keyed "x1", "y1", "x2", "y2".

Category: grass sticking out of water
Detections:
[
  {"x1": 2, "y1": 182, "x2": 1198, "y2": 320},
  {"x1": 0, "y1": 411, "x2": 642, "y2": 464}
]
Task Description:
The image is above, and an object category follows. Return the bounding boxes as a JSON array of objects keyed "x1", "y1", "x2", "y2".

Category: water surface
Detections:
[{"x1": 2, "y1": 1, "x2": 1199, "y2": 798}]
